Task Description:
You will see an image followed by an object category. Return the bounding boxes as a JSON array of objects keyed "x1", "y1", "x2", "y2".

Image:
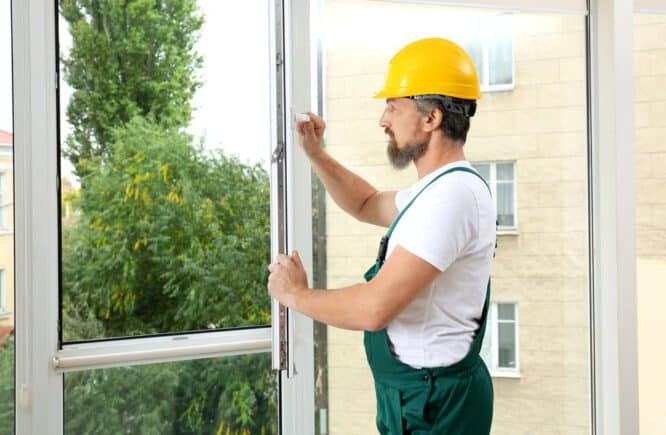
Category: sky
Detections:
[{"x1": 1, "y1": 0, "x2": 273, "y2": 178}]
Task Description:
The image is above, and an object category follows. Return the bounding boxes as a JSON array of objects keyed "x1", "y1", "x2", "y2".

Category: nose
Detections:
[{"x1": 379, "y1": 106, "x2": 390, "y2": 128}]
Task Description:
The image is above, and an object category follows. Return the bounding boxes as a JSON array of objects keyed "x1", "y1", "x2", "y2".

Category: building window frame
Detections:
[
  {"x1": 463, "y1": 13, "x2": 515, "y2": 93},
  {"x1": 472, "y1": 161, "x2": 518, "y2": 232},
  {"x1": 482, "y1": 301, "x2": 520, "y2": 378}
]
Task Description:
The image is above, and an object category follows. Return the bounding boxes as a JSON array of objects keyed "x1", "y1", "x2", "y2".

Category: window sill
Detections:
[
  {"x1": 481, "y1": 83, "x2": 515, "y2": 93},
  {"x1": 0, "y1": 230, "x2": 13, "y2": 236},
  {"x1": 497, "y1": 229, "x2": 519, "y2": 236},
  {"x1": 489, "y1": 370, "x2": 521, "y2": 379}
]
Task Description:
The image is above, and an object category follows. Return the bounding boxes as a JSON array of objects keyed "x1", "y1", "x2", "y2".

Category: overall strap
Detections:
[{"x1": 373, "y1": 166, "x2": 490, "y2": 267}]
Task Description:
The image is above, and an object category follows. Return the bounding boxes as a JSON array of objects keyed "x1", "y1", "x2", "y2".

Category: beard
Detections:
[{"x1": 385, "y1": 128, "x2": 427, "y2": 170}]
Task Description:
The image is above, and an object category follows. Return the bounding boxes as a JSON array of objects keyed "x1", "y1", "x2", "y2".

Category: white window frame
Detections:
[
  {"x1": 473, "y1": 161, "x2": 518, "y2": 232},
  {"x1": 484, "y1": 302, "x2": 521, "y2": 378},
  {"x1": 13, "y1": 0, "x2": 314, "y2": 434},
  {"x1": 11, "y1": 0, "x2": 643, "y2": 434}
]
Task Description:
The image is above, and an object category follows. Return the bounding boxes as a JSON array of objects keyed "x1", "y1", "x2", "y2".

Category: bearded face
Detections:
[{"x1": 385, "y1": 128, "x2": 427, "y2": 170}]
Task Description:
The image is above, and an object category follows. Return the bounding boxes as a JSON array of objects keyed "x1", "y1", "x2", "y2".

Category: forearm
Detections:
[
  {"x1": 293, "y1": 283, "x2": 385, "y2": 331},
  {"x1": 309, "y1": 151, "x2": 378, "y2": 222}
]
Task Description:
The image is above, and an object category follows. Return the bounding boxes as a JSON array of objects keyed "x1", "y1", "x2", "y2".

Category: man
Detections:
[{"x1": 268, "y1": 37, "x2": 496, "y2": 434}]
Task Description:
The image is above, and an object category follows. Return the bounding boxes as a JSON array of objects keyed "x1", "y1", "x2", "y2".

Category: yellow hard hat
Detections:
[{"x1": 374, "y1": 37, "x2": 481, "y2": 101}]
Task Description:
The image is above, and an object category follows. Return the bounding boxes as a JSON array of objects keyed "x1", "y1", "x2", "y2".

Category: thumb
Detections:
[{"x1": 291, "y1": 251, "x2": 303, "y2": 268}]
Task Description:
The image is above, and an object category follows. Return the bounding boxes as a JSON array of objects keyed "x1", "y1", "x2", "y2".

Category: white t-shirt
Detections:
[{"x1": 386, "y1": 160, "x2": 496, "y2": 368}]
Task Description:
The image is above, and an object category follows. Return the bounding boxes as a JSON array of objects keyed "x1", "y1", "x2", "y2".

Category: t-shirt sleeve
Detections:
[
  {"x1": 393, "y1": 180, "x2": 478, "y2": 272},
  {"x1": 395, "y1": 188, "x2": 410, "y2": 210}
]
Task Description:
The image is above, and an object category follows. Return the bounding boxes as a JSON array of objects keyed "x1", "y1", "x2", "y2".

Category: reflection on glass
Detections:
[
  {"x1": 58, "y1": 1, "x2": 273, "y2": 341},
  {"x1": 0, "y1": 0, "x2": 14, "y2": 433},
  {"x1": 64, "y1": 353, "x2": 277, "y2": 435},
  {"x1": 319, "y1": 2, "x2": 590, "y2": 434},
  {"x1": 635, "y1": 13, "x2": 666, "y2": 435}
]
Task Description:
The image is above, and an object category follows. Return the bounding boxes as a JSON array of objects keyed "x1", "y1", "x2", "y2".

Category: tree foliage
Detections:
[
  {"x1": 0, "y1": 336, "x2": 14, "y2": 435},
  {"x1": 63, "y1": 117, "x2": 271, "y2": 337},
  {"x1": 60, "y1": 0, "x2": 203, "y2": 173}
]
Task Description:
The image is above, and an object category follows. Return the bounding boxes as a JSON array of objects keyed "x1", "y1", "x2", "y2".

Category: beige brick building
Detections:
[
  {"x1": 321, "y1": 2, "x2": 665, "y2": 434},
  {"x1": 634, "y1": 13, "x2": 666, "y2": 435}
]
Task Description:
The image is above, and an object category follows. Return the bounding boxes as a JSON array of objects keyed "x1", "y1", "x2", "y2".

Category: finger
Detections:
[
  {"x1": 306, "y1": 112, "x2": 325, "y2": 131},
  {"x1": 291, "y1": 251, "x2": 303, "y2": 268},
  {"x1": 303, "y1": 121, "x2": 315, "y2": 138},
  {"x1": 278, "y1": 253, "x2": 295, "y2": 266}
]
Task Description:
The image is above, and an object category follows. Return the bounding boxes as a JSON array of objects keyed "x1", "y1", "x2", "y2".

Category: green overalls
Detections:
[{"x1": 363, "y1": 167, "x2": 494, "y2": 435}]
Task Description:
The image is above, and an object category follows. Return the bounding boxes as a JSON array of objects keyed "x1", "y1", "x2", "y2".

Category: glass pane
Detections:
[
  {"x1": 488, "y1": 15, "x2": 514, "y2": 86},
  {"x1": 0, "y1": 0, "x2": 14, "y2": 432},
  {"x1": 64, "y1": 353, "x2": 277, "y2": 434},
  {"x1": 635, "y1": 12, "x2": 666, "y2": 435},
  {"x1": 472, "y1": 163, "x2": 490, "y2": 181},
  {"x1": 58, "y1": 1, "x2": 273, "y2": 340},
  {"x1": 317, "y1": 3, "x2": 590, "y2": 434},
  {"x1": 497, "y1": 183, "x2": 515, "y2": 227},
  {"x1": 498, "y1": 303, "x2": 515, "y2": 321},
  {"x1": 498, "y1": 322, "x2": 516, "y2": 368},
  {"x1": 463, "y1": 39, "x2": 485, "y2": 86},
  {"x1": 496, "y1": 162, "x2": 514, "y2": 181}
]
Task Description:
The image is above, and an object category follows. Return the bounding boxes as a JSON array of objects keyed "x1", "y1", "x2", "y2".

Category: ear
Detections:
[{"x1": 422, "y1": 108, "x2": 443, "y2": 132}]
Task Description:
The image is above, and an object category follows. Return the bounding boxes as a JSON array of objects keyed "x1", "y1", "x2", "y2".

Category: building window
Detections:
[
  {"x1": 481, "y1": 302, "x2": 520, "y2": 377},
  {"x1": 0, "y1": 269, "x2": 6, "y2": 315},
  {"x1": 0, "y1": 172, "x2": 7, "y2": 230},
  {"x1": 472, "y1": 161, "x2": 517, "y2": 230},
  {"x1": 462, "y1": 14, "x2": 514, "y2": 92}
]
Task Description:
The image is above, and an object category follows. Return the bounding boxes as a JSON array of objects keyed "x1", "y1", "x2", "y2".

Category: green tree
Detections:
[
  {"x1": 60, "y1": 0, "x2": 203, "y2": 173},
  {"x1": 62, "y1": 118, "x2": 277, "y2": 434},
  {"x1": 0, "y1": 335, "x2": 15, "y2": 435},
  {"x1": 64, "y1": 117, "x2": 271, "y2": 337}
]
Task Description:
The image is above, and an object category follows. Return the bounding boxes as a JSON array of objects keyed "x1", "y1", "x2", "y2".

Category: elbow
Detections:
[
  {"x1": 364, "y1": 319, "x2": 387, "y2": 332},
  {"x1": 362, "y1": 305, "x2": 392, "y2": 332}
]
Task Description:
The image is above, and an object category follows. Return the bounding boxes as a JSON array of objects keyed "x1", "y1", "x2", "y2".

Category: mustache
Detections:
[{"x1": 384, "y1": 128, "x2": 394, "y2": 139}]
